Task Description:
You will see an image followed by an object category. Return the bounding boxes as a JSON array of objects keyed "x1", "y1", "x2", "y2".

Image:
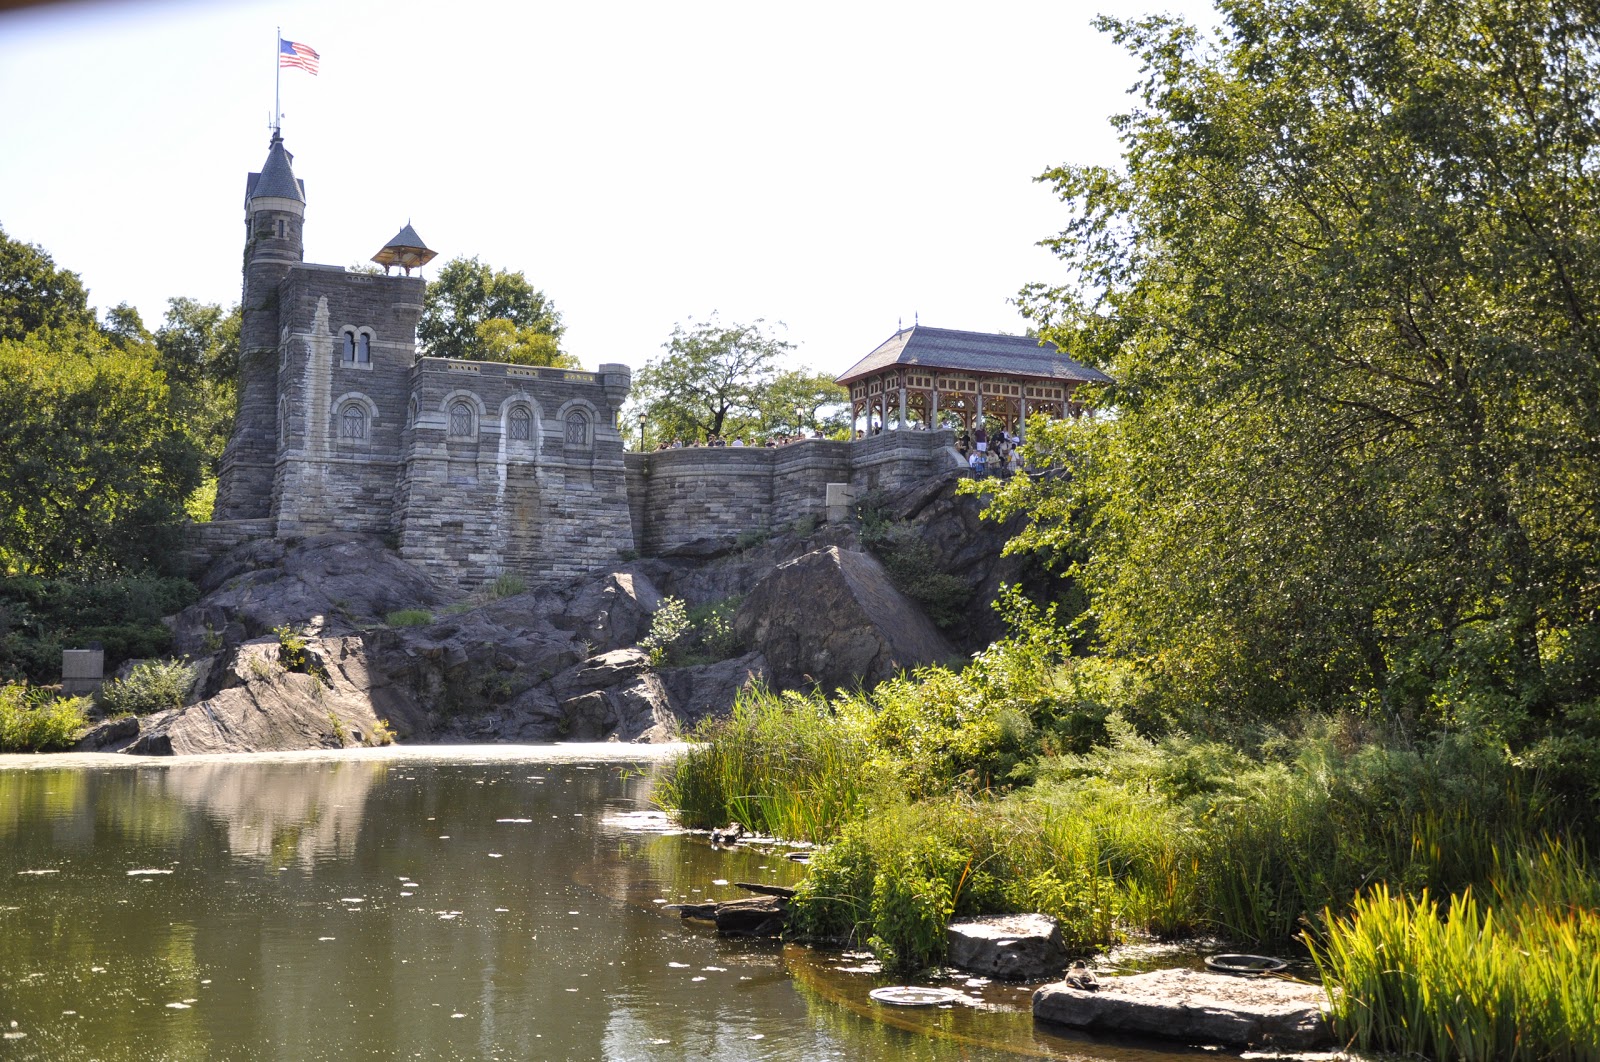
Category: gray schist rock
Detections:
[
  {"x1": 1032, "y1": 968, "x2": 1331, "y2": 1049},
  {"x1": 947, "y1": 914, "x2": 1068, "y2": 981},
  {"x1": 735, "y1": 546, "x2": 955, "y2": 692}
]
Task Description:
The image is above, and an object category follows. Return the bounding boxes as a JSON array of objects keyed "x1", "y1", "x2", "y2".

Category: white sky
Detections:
[{"x1": 0, "y1": 0, "x2": 1219, "y2": 376}]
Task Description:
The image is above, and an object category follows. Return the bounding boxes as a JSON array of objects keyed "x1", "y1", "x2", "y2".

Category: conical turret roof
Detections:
[{"x1": 244, "y1": 132, "x2": 305, "y2": 206}]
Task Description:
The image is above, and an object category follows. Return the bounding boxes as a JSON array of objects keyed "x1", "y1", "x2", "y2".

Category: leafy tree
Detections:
[
  {"x1": 988, "y1": 1, "x2": 1600, "y2": 754},
  {"x1": 0, "y1": 328, "x2": 201, "y2": 575},
  {"x1": 155, "y1": 298, "x2": 241, "y2": 496},
  {"x1": 0, "y1": 223, "x2": 93, "y2": 341},
  {"x1": 419, "y1": 256, "x2": 565, "y2": 362},
  {"x1": 473, "y1": 318, "x2": 577, "y2": 368},
  {"x1": 758, "y1": 369, "x2": 850, "y2": 438},
  {"x1": 632, "y1": 316, "x2": 792, "y2": 444},
  {"x1": 101, "y1": 303, "x2": 153, "y2": 350}
]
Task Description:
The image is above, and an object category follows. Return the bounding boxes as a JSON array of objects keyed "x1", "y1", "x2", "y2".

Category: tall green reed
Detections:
[
  {"x1": 654, "y1": 686, "x2": 873, "y2": 843},
  {"x1": 1310, "y1": 860, "x2": 1600, "y2": 1061}
]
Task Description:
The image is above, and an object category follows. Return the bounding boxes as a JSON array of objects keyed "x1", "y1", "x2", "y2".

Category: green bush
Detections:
[
  {"x1": 638, "y1": 596, "x2": 746, "y2": 667},
  {"x1": 386, "y1": 609, "x2": 433, "y2": 627},
  {"x1": 0, "y1": 683, "x2": 88, "y2": 751},
  {"x1": 0, "y1": 574, "x2": 196, "y2": 684},
  {"x1": 640, "y1": 597, "x2": 690, "y2": 667},
  {"x1": 97, "y1": 658, "x2": 194, "y2": 715}
]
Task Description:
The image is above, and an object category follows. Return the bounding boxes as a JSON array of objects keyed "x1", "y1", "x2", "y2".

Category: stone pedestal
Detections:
[{"x1": 61, "y1": 649, "x2": 105, "y2": 697}]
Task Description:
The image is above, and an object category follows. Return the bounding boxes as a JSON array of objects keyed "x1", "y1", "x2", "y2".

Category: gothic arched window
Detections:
[
  {"x1": 509, "y1": 406, "x2": 532, "y2": 441},
  {"x1": 356, "y1": 332, "x2": 371, "y2": 364},
  {"x1": 340, "y1": 404, "x2": 367, "y2": 440},
  {"x1": 450, "y1": 402, "x2": 475, "y2": 437},
  {"x1": 565, "y1": 410, "x2": 590, "y2": 447},
  {"x1": 341, "y1": 330, "x2": 356, "y2": 363}
]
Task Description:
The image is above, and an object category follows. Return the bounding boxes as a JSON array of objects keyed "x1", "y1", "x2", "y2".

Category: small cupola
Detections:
[{"x1": 371, "y1": 223, "x2": 437, "y2": 276}]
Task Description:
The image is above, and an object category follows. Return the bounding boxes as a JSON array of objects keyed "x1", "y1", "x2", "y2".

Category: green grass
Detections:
[
  {"x1": 0, "y1": 683, "x2": 88, "y2": 751},
  {"x1": 1311, "y1": 851, "x2": 1600, "y2": 1060},
  {"x1": 386, "y1": 609, "x2": 434, "y2": 627}
]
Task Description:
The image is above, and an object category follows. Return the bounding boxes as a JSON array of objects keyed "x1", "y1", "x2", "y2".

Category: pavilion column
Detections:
[
  {"x1": 976, "y1": 391, "x2": 985, "y2": 428},
  {"x1": 898, "y1": 386, "x2": 907, "y2": 430},
  {"x1": 1018, "y1": 394, "x2": 1027, "y2": 442},
  {"x1": 930, "y1": 389, "x2": 939, "y2": 429}
]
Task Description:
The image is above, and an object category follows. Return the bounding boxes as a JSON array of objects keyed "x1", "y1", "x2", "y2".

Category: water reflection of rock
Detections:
[{"x1": 156, "y1": 761, "x2": 384, "y2": 867}]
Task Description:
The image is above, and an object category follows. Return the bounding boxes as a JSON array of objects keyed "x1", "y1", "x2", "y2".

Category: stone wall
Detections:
[
  {"x1": 178, "y1": 518, "x2": 274, "y2": 577},
  {"x1": 396, "y1": 359, "x2": 635, "y2": 587},
  {"x1": 636, "y1": 429, "x2": 961, "y2": 554}
]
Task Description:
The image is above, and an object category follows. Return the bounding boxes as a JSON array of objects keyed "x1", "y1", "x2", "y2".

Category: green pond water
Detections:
[{"x1": 0, "y1": 747, "x2": 1232, "y2": 1061}]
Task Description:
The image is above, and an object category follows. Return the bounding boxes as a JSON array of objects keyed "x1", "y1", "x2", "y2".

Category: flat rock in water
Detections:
[
  {"x1": 712, "y1": 895, "x2": 787, "y2": 937},
  {"x1": 1032, "y1": 967, "x2": 1331, "y2": 1049},
  {"x1": 947, "y1": 913, "x2": 1067, "y2": 981}
]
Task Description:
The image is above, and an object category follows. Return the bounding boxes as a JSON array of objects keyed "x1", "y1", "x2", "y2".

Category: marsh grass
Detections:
[
  {"x1": 0, "y1": 683, "x2": 88, "y2": 751},
  {"x1": 655, "y1": 686, "x2": 872, "y2": 843},
  {"x1": 1311, "y1": 850, "x2": 1600, "y2": 1061}
]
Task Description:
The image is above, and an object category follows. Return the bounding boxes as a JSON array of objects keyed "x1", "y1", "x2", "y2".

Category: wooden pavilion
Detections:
[{"x1": 836, "y1": 325, "x2": 1111, "y2": 438}]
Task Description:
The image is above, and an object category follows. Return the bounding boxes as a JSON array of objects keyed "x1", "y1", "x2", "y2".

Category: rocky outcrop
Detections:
[
  {"x1": 947, "y1": 914, "x2": 1068, "y2": 981},
  {"x1": 1032, "y1": 968, "x2": 1331, "y2": 1049},
  {"x1": 124, "y1": 636, "x2": 418, "y2": 755},
  {"x1": 103, "y1": 467, "x2": 1047, "y2": 756},
  {"x1": 735, "y1": 546, "x2": 956, "y2": 692}
]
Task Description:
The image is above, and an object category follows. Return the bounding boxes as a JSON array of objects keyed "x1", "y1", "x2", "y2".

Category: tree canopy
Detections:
[
  {"x1": 985, "y1": 0, "x2": 1600, "y2": 764},
  {"x1": 419, "y1": 256, "x2": 573, "y2": 367},
  {"x1": 629, "y1": 316, "x2": 845, "y2": 445},
  {"x1": 0, "y1": 228, "x2": 208, "y2": 575}
]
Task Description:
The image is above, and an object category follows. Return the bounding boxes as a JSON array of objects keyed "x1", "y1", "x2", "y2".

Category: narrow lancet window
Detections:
[
  {"x1": 565, "y1": 410, "x2": 590, "y2": 447},
  {"x1": 356, "y1": 332, "x2": 371, "y2": 364},
  {"x1": 509, "y1": 407, "x2": 531, "y2": 441}
]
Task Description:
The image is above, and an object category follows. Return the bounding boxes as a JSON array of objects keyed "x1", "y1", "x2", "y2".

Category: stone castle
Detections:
[{"x1": 203, "y1": 134, "x2": 959, "y2": 587}]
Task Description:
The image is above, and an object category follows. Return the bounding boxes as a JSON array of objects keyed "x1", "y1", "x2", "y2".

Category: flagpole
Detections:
[{"x1": 274, "y1": 26, "x2": 281, "y2": 136}]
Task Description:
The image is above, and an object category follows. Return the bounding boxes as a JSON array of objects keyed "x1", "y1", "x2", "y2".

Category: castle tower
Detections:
[{"x1": 214, "y1": 133, "x2": 305, "y2": 520}]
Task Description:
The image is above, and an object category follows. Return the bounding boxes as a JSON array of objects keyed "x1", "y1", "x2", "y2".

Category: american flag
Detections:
[{"x1": 279, "y1": 39, "x2": 319, "y2": 75}]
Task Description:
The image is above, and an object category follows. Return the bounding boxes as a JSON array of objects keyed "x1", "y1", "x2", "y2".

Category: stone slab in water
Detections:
[
  {"x1": 947, "y1": 913, "x2": 1067, "y2": 981},
  {"x1": 1032, "y1": 967, "x2": 1331, "y2": 1049}
]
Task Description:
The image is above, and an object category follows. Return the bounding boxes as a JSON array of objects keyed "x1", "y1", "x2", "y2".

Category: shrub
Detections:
[
  {"x1": 640, "y1": 597, "x2": 691, "y2": 667},
  {"x1": 0, "y1": 683, "x2": 88, "y2": 751},
  {"x1": 366, "y1": 718, "x2": 397, "y2": 746},
  {"x1": 386, "y1": 609, "x2": 433, "y2": 627},
  {"x1": 98, "y1": 659, "x2": 195, "y2": 715}
]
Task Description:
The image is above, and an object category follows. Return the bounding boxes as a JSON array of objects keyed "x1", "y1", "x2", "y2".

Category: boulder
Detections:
[
  {"x1": 171, "y1": 533, "x2": 450, "y2": 654},
  {"x1": 1032, "y1": 968, "x2": 1331, "y2": 1049},
  {"x1": 73, "y1": 714, "x2": 140, "y2": 752},
  {"x1": 659, "y1": 652, "x2": 769, "y2": 726},
  {"x1": 734, "y1": 546, "x2": 955, "y2": 692},
  {"x1": 129, "y1": 636, "x2": 416, "y2": 755},
  {"x1": 947, "y1": 914, "x2": 1068, "y2": 981}
]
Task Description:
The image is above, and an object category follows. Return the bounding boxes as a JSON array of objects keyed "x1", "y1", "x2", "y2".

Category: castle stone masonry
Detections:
[{"x1": 206, "y1": 135, "x2": 962, "y2": 587}]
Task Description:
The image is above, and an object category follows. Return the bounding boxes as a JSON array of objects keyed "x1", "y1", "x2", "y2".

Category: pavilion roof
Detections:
[{"x1": 835, "y1": 325, "x2": 1112, "y2": 386}]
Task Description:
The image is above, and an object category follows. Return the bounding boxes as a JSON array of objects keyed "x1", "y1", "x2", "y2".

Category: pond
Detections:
[{"x1": 1, "y1": 747, "x2": 1233, "y2": 1061}]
